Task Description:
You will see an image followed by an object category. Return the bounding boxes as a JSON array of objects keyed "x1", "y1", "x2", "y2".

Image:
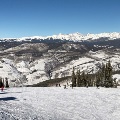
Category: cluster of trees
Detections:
[
  {"x1": 72, "y1": 68, "x2": 94, "y2": 87},
  {"x1": 72, "y1": 60, "x2": 117, "y2": 88},
  {"x1": 96, "y1": 60, "x2": 117, "y2": 88},
  {"x1": 0, "y1": 77, "x2": 9, "y2": 88}
]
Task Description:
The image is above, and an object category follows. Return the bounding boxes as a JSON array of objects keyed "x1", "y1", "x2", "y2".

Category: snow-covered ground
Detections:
[{"x1": 0, "y1": 87, "x2": 120, "y2": 120}]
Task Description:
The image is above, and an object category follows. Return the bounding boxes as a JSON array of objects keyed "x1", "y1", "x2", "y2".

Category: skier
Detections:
[
  {"x1": 71, "y1": 84, "x2": 73, "y2": 89},
  {"x1": 0, "y1": 78, "x2": 4, "y2": 91},
  {"x1": 63, "y1": 85, "x2": 66, "y2": 89},
  {"x1": 1, "y1": 84, "x2": 4, "y2": 92},
  {"x1": 96, "y1": 84, "x2": 99, "y2": 89},
  {"x1": 1, "y1": 82, "x2": 4, "y2": 92}
]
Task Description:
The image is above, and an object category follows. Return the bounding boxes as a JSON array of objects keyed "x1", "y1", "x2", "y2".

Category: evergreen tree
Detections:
[
  {"x1": 104, "y1": 60, "x2": 113, "y2": 87},
  {"x1": 86, "y1": 73, "x2": 89, "y2": 87},
  {"x1": 5, "y1": 78, "x2": 9, "y2": 88},
  {"x1": 81, "y1": 71, "x2": 87, "y2": 87},
  {"x1": 96, "y1": 72, "x2": 101, "y2": 88},
  {"x1": 100, "y1": 63, "x2": 105, "y2": 86},
  {"x1": 95, "y1": 61, "x2": 114, "y2": 88},
  {"x1": 71, "y1": 67, "x2": 76, "y2": 87},
  {"x1": 76, "y1": 69, "x2": 81, "y2": 87},
  {"x1": 88, "y1": 74, "x2": 94, "y2": 86}
]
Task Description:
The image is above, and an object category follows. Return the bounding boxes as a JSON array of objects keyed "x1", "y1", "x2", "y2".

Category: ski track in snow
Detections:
[
  {"x1": 0, "y1": 87, "x2": 120, "y2": 120},
  {"x1": 0, "y1": 100, "x2": 43, "y2": 120}
]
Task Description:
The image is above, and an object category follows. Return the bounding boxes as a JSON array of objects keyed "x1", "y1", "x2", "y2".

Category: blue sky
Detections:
[{"x1": 0, "y1": 0, "x2": 120, "y2": 38}]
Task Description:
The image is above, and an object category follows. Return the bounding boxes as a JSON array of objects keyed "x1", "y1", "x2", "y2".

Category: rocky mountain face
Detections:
[{"x1": 0, "y1": 32, "x2": 120, "y2": 86}]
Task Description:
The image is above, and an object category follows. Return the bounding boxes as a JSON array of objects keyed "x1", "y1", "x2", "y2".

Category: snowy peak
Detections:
[
  {"x1": 0, "y1": 32, "x2": 120, "y2": 42},
  {"x1": 46, "y1": 32, "x2": 83, "y2": 41},
  {"x1": 18, "y1": 32, "x2": 120, "y2": 41},
  {"x1": 58, "y1": 32, "x2": 120, "y2": 41}
]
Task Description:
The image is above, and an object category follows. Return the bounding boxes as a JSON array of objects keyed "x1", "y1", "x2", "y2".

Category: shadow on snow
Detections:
[
  {"x1": 0, "y1": 92, "x2": 8, "y2": 94},
  {"x1": 0, "y1": 92, "x2": 22, "y2": 94},
  {"x1": 0, "y1": 97, "x2": 17, "y2": 101}
]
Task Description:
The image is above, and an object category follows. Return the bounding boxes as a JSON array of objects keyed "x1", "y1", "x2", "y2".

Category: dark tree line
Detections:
[
  {"x1": 96, "y1": 60, "x2": 117, "y2": 88},
  {"x1": 72, "y1": 60, "x2": 117, "y2": 88},
  {"x1": 0, "y1": 78, "x2": 9, "y2": 88},
  {"x1": 72, "y1": 67, "x2": 90, "y2": 87}
]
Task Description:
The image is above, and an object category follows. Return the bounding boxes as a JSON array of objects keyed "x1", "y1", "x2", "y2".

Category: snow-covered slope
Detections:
[
  {"x1": 1, "y1": 32, "x2": 120, "y2": 42},
  {"x1": 26, "y1": 59, "x2": 49, "y2": 85},
  {"x1": 0, "y1": 87, "x2": 120, "y2": 120},
  {"x1": 1, "y1": 49, "x2": 120, "y2": 86},
  {"x1": 0, "y1": 58, "x2": 27, "y2": 86},
  {"x1": 51, "y1": 50, "x2": 120, "y2": 80},
  {"x1": 4, "y1": 43, "x2": 48, "y2": 53}
]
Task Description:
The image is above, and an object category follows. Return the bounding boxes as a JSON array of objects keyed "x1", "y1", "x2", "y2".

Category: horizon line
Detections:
[{"x1": 0, "y1": 31, "x2": 120, "y2": 39}]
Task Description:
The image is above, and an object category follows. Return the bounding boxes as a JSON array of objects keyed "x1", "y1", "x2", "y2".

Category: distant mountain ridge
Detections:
[{"x1": 1, "y1": 32, "x2": 120, "y2": 42}]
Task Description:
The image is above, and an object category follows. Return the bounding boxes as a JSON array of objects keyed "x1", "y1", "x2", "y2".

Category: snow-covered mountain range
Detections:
[
  {"x1": 1, "y1": 32, "x2": 120, "y2": 42},
  {"x1": 0, "y1": 32, "x2": 120, "y2": 86}
]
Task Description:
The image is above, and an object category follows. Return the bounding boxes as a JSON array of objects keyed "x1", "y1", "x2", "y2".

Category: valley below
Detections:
[{"x1": 0, "y1": 33, "x2": 120, "y2": 86}]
